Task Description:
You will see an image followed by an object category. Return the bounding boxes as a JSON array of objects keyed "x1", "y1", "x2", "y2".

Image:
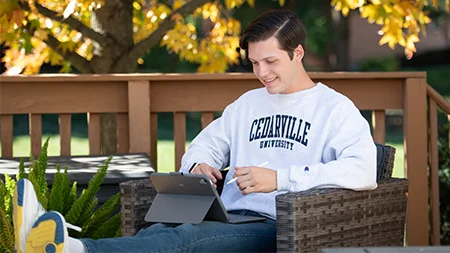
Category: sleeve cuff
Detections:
[
  {"x1": 189, "y1": 163, "x2": 200, "y2": 173},
  {"x1": 277, "y1": 168, "x2": 290, "y2": 191}
]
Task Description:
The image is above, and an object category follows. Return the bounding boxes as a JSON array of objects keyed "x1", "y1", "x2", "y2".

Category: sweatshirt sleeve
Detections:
[
  {"x1": 179, "y1": 102, "x2": 236, "y2": 173},
  {"x1": 277, "y1": 100, "x2": 378, "y2": 192}
]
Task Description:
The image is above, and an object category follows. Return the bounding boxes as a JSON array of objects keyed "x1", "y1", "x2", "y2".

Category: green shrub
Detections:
[
  {"x1": 0, "y1": 137, "x2": 120, "y2": 252},
  {"x1": 438, "y1": 123, "x2": 450, "y2": 244}
]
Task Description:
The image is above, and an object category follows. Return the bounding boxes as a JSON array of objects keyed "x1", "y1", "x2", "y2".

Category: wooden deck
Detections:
[{"x1": 1, "y1": 72, "x2": 449, "y2": 246}]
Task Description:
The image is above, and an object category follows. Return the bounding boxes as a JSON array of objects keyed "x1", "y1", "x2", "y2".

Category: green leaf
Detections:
[
  {"x1": 48, "y1": 165, "x2": 65, "y2": 213},
  {"x1": 83, "y1": 192, "x2": 120, "y2": 238},
  {"x1": 92, "y1": 212, "x2": 121, "y2": 239},
  {"x1": 18, "y1": 158, "x2": 27, "y2": 180},
  {"x1": 66, "y1": 156, "x2": 112, "y2": 225}
]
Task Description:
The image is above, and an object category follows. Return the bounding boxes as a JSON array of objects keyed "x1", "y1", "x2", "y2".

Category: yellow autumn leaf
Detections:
[
  {"x1": 279, "y1": 0, "x2": 286, "y2": 7},
  {"x1": 225, "y1": 0, "x2": 235, "y2": 10},
  {"x1": 405, "y1": 34, "x2": 419, "y2": 52},
  {"x1": 371, "y1": 0, "x2": 381, "y2": 5},
  {"x1": 11, "y1": 10, "x2": 25, "y2": 27},
  {"x1": 360, "y1": 4, "x2": 380, "y2": 23},
  {"x1": 346, "y1": 0, "x2": 365, "y2": 9},
  {"x1": 431, "y1": 0, "x2": 438, "y2": 8},
  {"x1": 173, "y1": 0, "x2": 184, "y2": 10},
  {"x1": 57, "y1": 41, "x2": 78, "y2": 54},
  {"x1": 379, "y1": 32, "x2": 397, "y2": 49},
  {"x1": 132, "y1": 2, "x2": 141, "y2": 10},
  {"x1": 247, "y1": 0, "x2": 255, "y2": 7}
]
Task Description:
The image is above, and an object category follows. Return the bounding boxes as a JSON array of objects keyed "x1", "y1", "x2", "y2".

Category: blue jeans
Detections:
[{"x1": 80, "y1": 210, "x2": 276, "y2": 253}]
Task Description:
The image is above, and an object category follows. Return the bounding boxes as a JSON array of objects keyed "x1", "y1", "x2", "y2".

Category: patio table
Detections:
[{"x1": 0, "y1": 153, "x2": 155, "y2": 204}]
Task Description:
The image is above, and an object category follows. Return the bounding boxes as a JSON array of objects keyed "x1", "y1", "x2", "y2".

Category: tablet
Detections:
[{"x1": 144, "y1": 172, "x2": 267, "y2": 224}]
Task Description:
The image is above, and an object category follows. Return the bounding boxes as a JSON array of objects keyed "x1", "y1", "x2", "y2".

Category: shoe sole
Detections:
[
  {"x1": 26, "y1": 212, "x2": 67, "y2": 253},
  {"x1": 13, "y1": 179, "x2": 25, "y2": 253}
]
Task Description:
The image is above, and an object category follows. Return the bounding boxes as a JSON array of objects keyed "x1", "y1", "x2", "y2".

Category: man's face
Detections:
[{"x1": 248, "y1": 36, "x2": 301, "y2": 94}]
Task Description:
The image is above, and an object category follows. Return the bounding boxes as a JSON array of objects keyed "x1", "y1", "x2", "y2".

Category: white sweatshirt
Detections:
[{"x1": 180, "y1": 82, "x2": 377, "y2": 219}]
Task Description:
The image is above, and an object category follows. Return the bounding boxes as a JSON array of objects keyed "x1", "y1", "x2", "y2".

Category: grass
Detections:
[{"x1": 1, "y1": 135, "x2": 405, "y2": 177}]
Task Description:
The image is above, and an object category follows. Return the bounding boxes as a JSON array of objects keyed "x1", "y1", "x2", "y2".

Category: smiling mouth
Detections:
[{"x1": 263, "y1": 77, "x2": 278, "y2": 85}]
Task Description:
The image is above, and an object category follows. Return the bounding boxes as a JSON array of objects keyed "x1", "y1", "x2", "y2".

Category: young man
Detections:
[{"x1": 14, "y1": 9, "x2": 377, "y2": 253}]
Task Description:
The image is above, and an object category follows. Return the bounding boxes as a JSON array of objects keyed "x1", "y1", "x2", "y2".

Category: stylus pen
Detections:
[{"x1": 226, "y1": 161, "x2": 269, "y2": 185}]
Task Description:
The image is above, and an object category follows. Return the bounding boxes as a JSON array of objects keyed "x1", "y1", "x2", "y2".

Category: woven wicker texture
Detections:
[
  {"x1": 120, "y1": 179, "x2": 156, "y2": 236},
  {"x1": 276, "y1": 178, "x2": 408, "y2": 252},
  {"x1": 120, "y1": 144, "x2": 408, "y2": 253}
]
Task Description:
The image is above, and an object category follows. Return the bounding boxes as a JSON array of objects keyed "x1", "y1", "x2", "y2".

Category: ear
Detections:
[{"x1": 293, "y1": 44, "x2": 304, "y2": 61}]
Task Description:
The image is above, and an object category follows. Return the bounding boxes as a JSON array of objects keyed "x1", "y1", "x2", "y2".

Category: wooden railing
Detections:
[
  {"x1": 0, "y1": 72, "x2": 442, "y2": 246},
  {"x1": 427, "y1": 85, "x2": 450, "y2": 245}
]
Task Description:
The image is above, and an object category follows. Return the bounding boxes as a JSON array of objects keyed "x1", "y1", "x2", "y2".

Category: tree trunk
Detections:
[
  {"x1": 330, "y1": 10, "x2": 349, "y2": 71},
  {"x1": 100, "y1": 113, "x2": 117, "y2": 154},
  {"x1": 88, "y1": 0, "x2": 135, "y2": 154}
]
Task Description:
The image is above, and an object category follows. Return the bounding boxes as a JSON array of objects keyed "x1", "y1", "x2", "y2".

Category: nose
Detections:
[{"x1": 254, "y1": 63, "x2": 268, "y2": 78}]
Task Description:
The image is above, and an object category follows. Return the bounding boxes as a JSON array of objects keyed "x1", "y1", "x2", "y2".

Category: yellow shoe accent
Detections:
[
  {"x1": 13, "y1": 179, "x2": 46, "y2": 253},
  {"x1": 13, "y1": 184, "x2": 23, "y2": 253},
  {"x1": 26, "y1": 211, "x2": 68, "y2": 253}
]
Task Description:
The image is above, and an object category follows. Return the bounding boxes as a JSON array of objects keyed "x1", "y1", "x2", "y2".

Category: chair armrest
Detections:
[
  {"x1": 120, "y1": 178, "x2": 155, "y2": 236},
  {"x1": 276, "y1": 178, "x2": 408, "y2": 253}
]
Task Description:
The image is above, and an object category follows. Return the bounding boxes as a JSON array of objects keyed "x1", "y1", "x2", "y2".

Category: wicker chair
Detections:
[{"x1": 120, "y1": 143, "x2": 408, "y2": 253}]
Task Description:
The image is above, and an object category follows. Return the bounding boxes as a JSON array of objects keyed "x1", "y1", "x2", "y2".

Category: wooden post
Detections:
[
  {"x1": 151, "y1": 113, "x2": 158, "y2": 170},
  {"x1": 59, "y1": 113, "x2": 71, "y2": 156},
  {"x1": 372, "y1": 110, "x2": 386, "y2": 144},
  {"x1": 88, "y1": 113, "x2": 101, "y2": 155},
  {"x1": 403, "y1": 77, "x2": 428, "y2": 245},
  {"x1": 30, "y1": 114, "x2": 42, "y2": 157},
  {"x1": 174, "y1": 112, "x2": 186, "y2": 171},
  {"x1": 128, "y1": 81, "x2": 151, "y2": 155},
  {"x1": 428, "y1": 99, "x2": 440, "y2": 245},
  {"x1": 0, "y1": 115, "x2": 13, "y2": 157},
  {"x1": 201, "y1": 112, "x2": 214, "y2": 129}
]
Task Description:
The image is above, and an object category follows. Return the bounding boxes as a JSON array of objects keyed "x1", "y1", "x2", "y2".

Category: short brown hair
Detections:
[{"x1": 239, "y1": 10, "x2": 307, "y2": 60}]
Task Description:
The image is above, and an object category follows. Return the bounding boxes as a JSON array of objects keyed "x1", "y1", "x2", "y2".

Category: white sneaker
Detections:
[
  {"x1": 13, "y1": 178, "x2": 46, "y2": 253},
  {"x1": 26, "y1": 211, "x2": 69, "y2": 253}
]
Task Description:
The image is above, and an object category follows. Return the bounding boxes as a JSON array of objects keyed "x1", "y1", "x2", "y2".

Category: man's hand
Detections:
[
  {"x1": 234, "y1": 166, "x2": 276, "y2": 195},
  {"x1": 190, "y1": 163, "x2": 223, "y2": 187}
]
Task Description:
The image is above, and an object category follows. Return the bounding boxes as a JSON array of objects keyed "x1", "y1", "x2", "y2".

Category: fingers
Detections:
[
  {"x1": 200, "y1": 166, "x2": 218, "y2": 183},
  {"x1": 234, "y1": 166, "x2": 249, "y2": 177},
  {"x1": 237, "y1": 177, "x2": 253, "y2": 191},
  {"x1": 211, "y1": 168, "x2": 223, "y2": 180},
  {"x1": 192, "y1": 163, "x2": 221, "y2": 184},
  {"x1": 241, "y1": 186, "x2": 255, "y2": 195}
]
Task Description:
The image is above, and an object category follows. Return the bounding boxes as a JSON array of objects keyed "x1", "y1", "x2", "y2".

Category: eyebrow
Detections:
[{"x1": 248, "y1": 56, "x2": 276, "y2": 62}]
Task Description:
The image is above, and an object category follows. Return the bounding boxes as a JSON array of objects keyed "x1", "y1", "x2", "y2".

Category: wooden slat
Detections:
[
  {"x1": 29, "y1": 114, "x2": 42, "y2": 157},
  {"x1": 428, "y1": 99, "x2": 440, "y2": 245},
  {"x1": 371, "y1": 110, "x2": 385, "y2": 144},
  {"x1": 0, "y1": 72, "x2": 427, "y2": 83},
  {"x1": 149, "y1": 79, "x2": 404, "y2": 112},
  {"x1": 1, "y1": 82, "x2": 128, "y2": 114},
  {"x1": 427, "y1": 85, "x2": 450, "y2": 113},
  {"x1": 0, "y1": 115, "x2": 13, "y2": 157},
  {"x1": 128, "y1": 81, "x2": 151, "y2": 155},
  {"x1": 174, "y1": 112, "x2": 186, "y2": 171},
  {"x1": 201, "y1": 112, "x2": 214, "y2": 129},
  {"x1": 403, "y1": 78, "x2": 428, "y2": 246},
  {"x1": 88, "y1": 113, "x2": 101, "y2": 155},
  {"x1": 151, "y1": 113, "x2": 158, "y2": 171},
  {"x1": 59, "y1": 114, "x2": 71, "y2": 156},
  {"x1": 117, "y1": 113, "x2": 130, "y2": 154}
]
